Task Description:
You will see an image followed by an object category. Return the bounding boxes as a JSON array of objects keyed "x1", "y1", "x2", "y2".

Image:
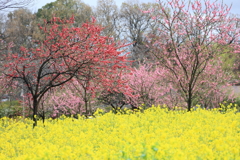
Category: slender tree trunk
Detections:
[
  {"x1": 84, "y1": 87, "x2": 88, "y2": 116},
  {"x1": 42, "y1": 110, "x2": 45, "y2": 125},
  {"x1": 187, "y1": 91, "x2": 192, "y2": 112},
  {"x1": 33, "y1": 98, "x2": 38, "y2": 128},
  {"x1": 187, "y1": 99, "x2": 191, "y2": 112},
  {"x1": 84, "y1": 99, "x2": 88, "y2": 115},
  {"x1": 89, "y1": 100, "x2": 92, "y2": 115},
  {"x1": 78, "y1": 103, "x2": 81, "y2": 115}
]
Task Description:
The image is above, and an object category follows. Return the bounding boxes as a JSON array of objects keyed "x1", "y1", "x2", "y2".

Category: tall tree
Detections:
[
  {"x1": 2, "y1": 16, "x2": 130, "y2": 127},
  {"x1": 120, "y1": 0, "x2": 159, "y2": 65},
  {"x1": 4, "y1": 8, "x2": 35, "y2": 53},
  {"x1": 0, "y1": 14, "x2": 7, "y2": 52},
  {"x1": 146, "y1": 0, "x2": 239, "y2": 111},
  {"x1": 94, "y1": 0, "x2": 120, "y2": 40},
  {"x1": 36, "y1": 0, "x2": 92, "y2": 26},
  {"x1": 33, "y1": 0, "x2": 93, "y2": 50}
]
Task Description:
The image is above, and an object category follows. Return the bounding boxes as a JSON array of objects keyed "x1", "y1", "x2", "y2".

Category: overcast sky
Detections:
[{"x1": 31, "y1": 0, "x2": 240, "y2": 15}]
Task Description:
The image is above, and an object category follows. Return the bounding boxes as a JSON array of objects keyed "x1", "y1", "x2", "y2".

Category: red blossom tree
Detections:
[
  {"x1": 41, "y1": 69, "x2": 134, "y2": 117},
  {"x1": 97, "y1": 69, "x2": 135, "y2": 112},
  {"x1": 2, "y1": 16, "x2": 130, "y2": 127},
  {"x1": 145, "y1": 0, "x2": 239, "y2": 111},
  {"x1": 72, "y1": 60, "x2": 130, "y2": 115}
]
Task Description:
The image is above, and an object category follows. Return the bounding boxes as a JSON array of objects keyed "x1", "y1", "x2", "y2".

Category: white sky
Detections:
[{"x1": 30, "y1": 0, "x2": 240, "y2": 15}]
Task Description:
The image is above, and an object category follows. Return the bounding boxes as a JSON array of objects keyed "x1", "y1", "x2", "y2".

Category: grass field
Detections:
[{"x1": 0, "y1": 106, "x2": 239, "y2": 160}]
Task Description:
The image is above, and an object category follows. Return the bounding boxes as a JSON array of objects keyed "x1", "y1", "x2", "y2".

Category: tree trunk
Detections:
[
  {"x1": 33, "y1": 98, "x2": 38, "y2": 128},
  {"x1": 187, "y1": 91, "x2": 192, "y2": 112},
  {"x1": 84, "y1": 100, "x2": 88, "y2": 116},
  {"x1": 89, "y1": 101, "x2": 92, "y2": 115}
]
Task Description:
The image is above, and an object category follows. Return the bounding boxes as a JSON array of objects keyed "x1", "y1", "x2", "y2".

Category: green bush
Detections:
[{"x1": 0, "y1": 101, "x2": 23, "y2": 118}]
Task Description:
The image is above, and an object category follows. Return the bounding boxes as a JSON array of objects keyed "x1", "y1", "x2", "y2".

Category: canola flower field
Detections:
[{"x1": 0, "y1": 106, "x2": 239, "y2": 160}]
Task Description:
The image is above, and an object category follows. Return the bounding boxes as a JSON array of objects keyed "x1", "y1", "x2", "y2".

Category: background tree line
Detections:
[{"x1": 0, "y1": 0, "x2": 239, "y2": 67}]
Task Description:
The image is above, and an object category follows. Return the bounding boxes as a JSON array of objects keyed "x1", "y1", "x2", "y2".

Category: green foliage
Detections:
[
  {"x1": 36, "y1": 0, "x2": 76, "y2": 20},
  {"x1": 36, "y1": 0, "x2": 92, "y2": 26},
  {"x1": 218, "y1": 45, "x2": 238, "y2": 79},
  {"x1": 0, "y1": 101, "x2": 22, "y2": 118},
  {"x1": 219, "y1": 99, "x2": 240, "y2": 113},
  {"x1": 234, "y1": 97, "x2": 240, "y2": 106}
]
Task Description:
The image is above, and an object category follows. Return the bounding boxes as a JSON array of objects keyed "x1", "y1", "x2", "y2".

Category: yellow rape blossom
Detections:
[{"x1": 0, "y1": 105, "x2": 239, "y2": 159}]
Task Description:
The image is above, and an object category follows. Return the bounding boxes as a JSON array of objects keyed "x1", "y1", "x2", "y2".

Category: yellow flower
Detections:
[{"x1": 0, "y1": 107, "x2": 239, "y2": 159}]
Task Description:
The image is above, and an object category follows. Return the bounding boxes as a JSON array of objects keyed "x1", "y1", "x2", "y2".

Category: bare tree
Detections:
[
  {"x1": 94, "y1": 0, "x2": 120, "y2": 41},
  {"x1": 120, "y1": 0, "x2": 159, "y2": 65},
  {"x1": 0, "y1": 0, "x2": 34, "y2": 11},
  {"x1": 4, "y1": 8, "x2": 35, "y2": 53}
]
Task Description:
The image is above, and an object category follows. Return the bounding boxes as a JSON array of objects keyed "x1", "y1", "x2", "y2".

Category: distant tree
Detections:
[
  {"x1": 4, "y1": 9, "x2": 35, "y2": 53},
  {"x1": 120, "y1": 0, "x2": 159, "y2": 65},
  {"x1": 36, "y1": 0, "x2": 92, "y2": 26},
  {"x1": 94, "y1": 0, "x2": 120, "y2": 41},
  {"x1": 0, "y1": 14, "x2": 8, "y2": 55},
  {"x1": 33, "y1": 0, "x2": 93, "y2": 43},
  {"x1": 2, "y1": 16, "x2": 130, "y2": 127}
]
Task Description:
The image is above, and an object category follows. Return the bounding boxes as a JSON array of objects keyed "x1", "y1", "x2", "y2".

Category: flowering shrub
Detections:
[{"x1": 0, "y1": 106, "x2": 239, "y2": 159}]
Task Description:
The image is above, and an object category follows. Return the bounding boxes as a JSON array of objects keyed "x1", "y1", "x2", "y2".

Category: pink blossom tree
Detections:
[
  {"x1": 123, "y1": 64, "x2": 182, "y2": 109},
  {"x1": 43, "y1": 83, "x2": 85, "y2": 118},
  {"x1": 191, "y1": 59, "x2": 235, "y2": 109},
  {"x1": 145, "y1": 0, "x2": 239, "y2": 111}
]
